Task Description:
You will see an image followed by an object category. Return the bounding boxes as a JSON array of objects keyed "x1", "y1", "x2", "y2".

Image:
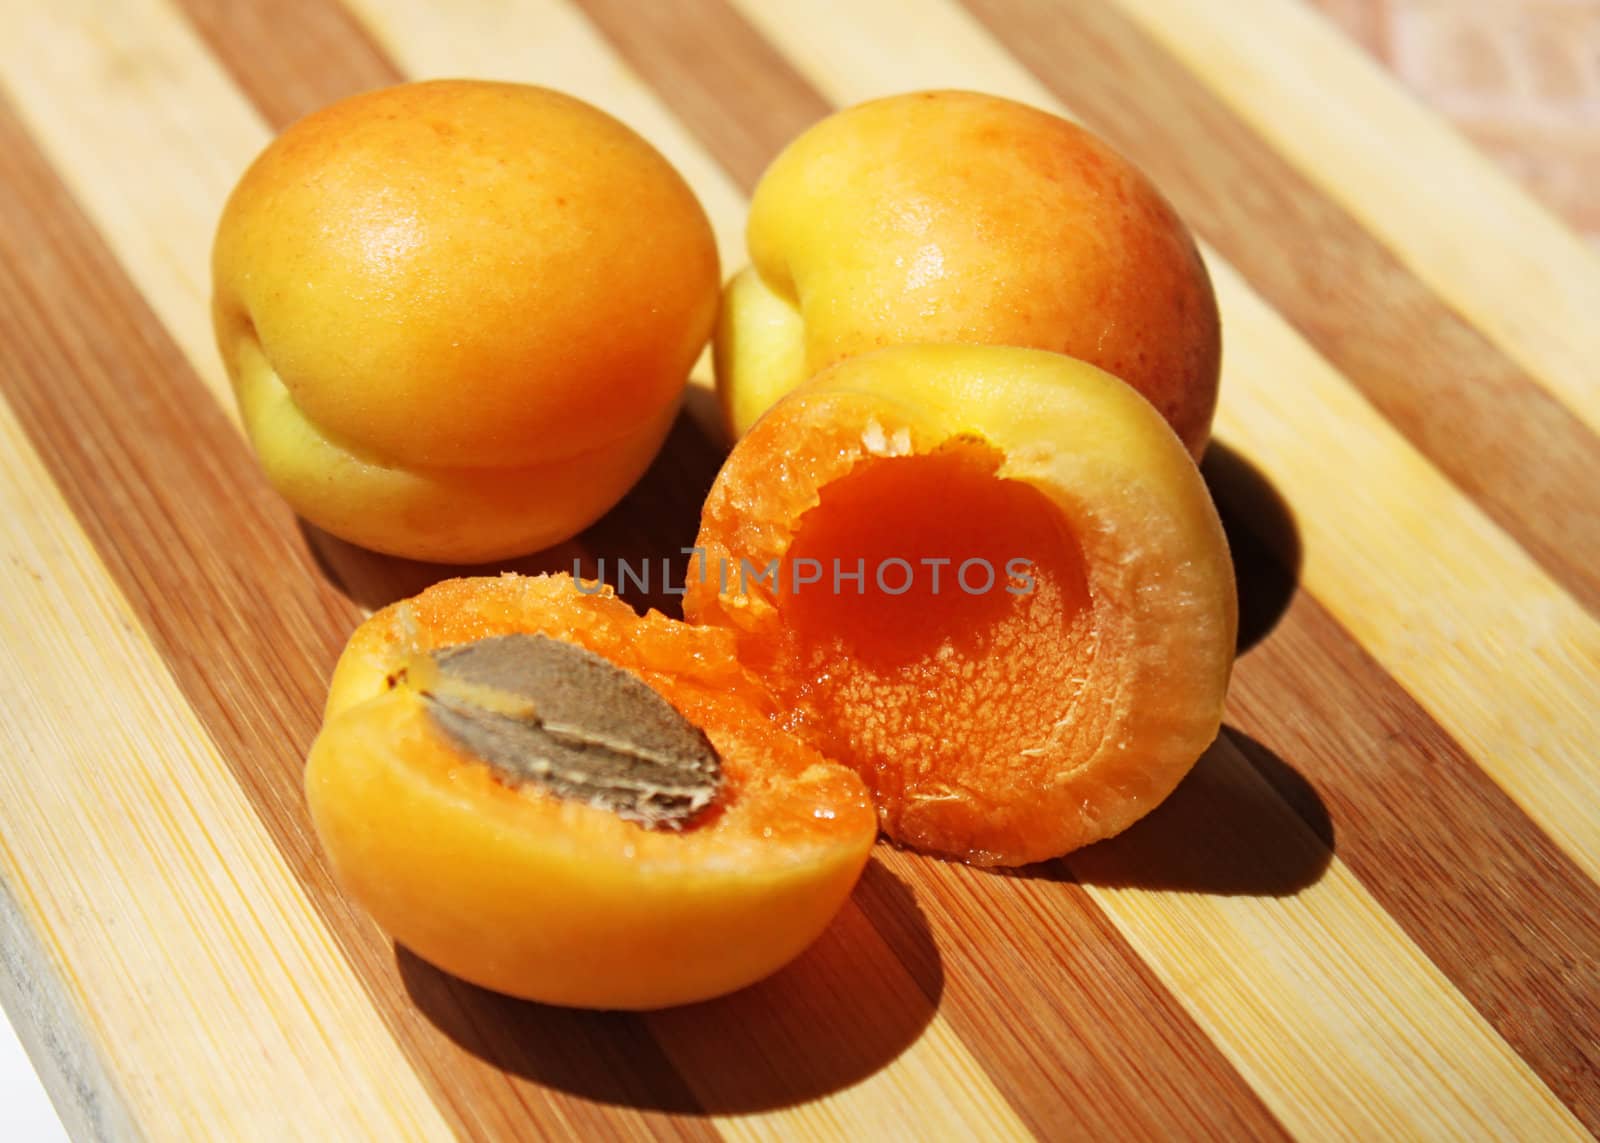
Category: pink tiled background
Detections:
[{"x1": 1311, "y1": 0, "x2": 1600, "y2": 254}]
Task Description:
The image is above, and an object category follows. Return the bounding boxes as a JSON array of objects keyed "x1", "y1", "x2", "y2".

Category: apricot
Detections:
[
  {"x1": 307, "y1": 574, "x2": 876, "y2": 1008},
  {"x1": 716, "y1": 90, "x2": 1220, "y2": 457},
  {"x1": 213, "y1": 81, "x2": 719, "y2": 562},
  {"x1": 686, "y1": 345, "x2": 1236, "y2": 867}
]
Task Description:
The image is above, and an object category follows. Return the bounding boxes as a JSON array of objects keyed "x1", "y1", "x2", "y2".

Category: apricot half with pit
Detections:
[
  {"x1": 686, "y1": 344, "x2": 1237, "y2": 867},
  {"x1": 213, "y1": 80, "x2": 719, "y2": 562},
  {"x1": 716, "y1": 90, "x2": 1220, "y2": 456},
  {"x1": 307, "y1": 574, "x2": 876, "y2": 1008}
]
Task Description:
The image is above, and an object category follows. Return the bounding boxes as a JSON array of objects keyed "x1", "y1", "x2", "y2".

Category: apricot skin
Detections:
[
  {"x1": 213, "y1": 81, "x2": 719, "y2": 562},
  {"x1": 687, "y1": 345, "x2": 1237, "y2": 866},
  {"x1": 716, "y1": 90, "x2": 1220, "y2": 457},
  {"x1": 308, "y1": 575, "x2": 877, "y2": 1008}
]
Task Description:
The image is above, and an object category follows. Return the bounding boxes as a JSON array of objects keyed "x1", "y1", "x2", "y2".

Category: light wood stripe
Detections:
[
  {"x1": 1071, "y1": 738, "x2": 1584, "y2": 1141},
  {"x1": 851, "y1": 853, "x2": 1290, "y2": 1139},
  {"x1": 0, "y1": 877, "x2": 138, "y2": 1142},
  {"x1": 654, "y1": 896, "x2": 1031, "y2": 1140},
  {"x1": 1110, "y1": 0, "x2": 1600, "y2": 442},
  {"x1": 0, "y1": 0, "x2": 259, "y2": 419},
  {"x1": 963, "y1": 0, "x2": 1600, "y2": 619},
  {"x1": 1213, "y1": 262, "x2": 1600, "y2": 861},
  {"x1": 0, "y1": 393, "x2": 449, "y2": 1137},
  {"x1": 727, "y1": 0, "x2": 1600, "y2": 892},
  {"x1": 1226, "y1": 587, "x2": 1600, "y2": 1128}
]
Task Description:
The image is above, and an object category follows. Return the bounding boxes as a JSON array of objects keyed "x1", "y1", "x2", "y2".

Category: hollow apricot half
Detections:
[
  {"x1": 685, "y1": 344, "x2": 1237, "y2": 867},
  {"x1": 307, "y1": 574, "x2": 876, "y2": 1008}
]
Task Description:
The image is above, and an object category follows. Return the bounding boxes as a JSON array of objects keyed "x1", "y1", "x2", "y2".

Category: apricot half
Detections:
[
  {"x1": 717, "y1": 90, "x2": 1220, "y2": 456},
  {"x1": 686, "y1": 345, "x2": 1236, "y2": 867},
  {"x1": 213, "y1": 81, "x2": 719, "y2": 561},
  {"x1": 307, "y1": 574, "x2": 876, "y2": 1008}
]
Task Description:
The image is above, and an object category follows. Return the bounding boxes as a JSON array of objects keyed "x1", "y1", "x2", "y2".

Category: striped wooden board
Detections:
[{"x1": 1, "y1": 0, "x2": 1597, "y2": 1138}]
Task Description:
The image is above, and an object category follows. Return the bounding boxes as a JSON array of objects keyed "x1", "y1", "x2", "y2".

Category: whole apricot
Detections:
[
  {"x1": 213, "y1": 81, "x2": 719, "y2": 561},
  {"x1": 716, "y1": 90, "x2": 1220, "y2": 456},
  {"x1": 687, "y1": 344, "x2": 1236, "y2": 866}
]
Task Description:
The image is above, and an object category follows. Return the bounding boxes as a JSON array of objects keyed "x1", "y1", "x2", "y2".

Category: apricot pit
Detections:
[{"x1": 418, "y1": 633, "x2": 722, "y2": 830}]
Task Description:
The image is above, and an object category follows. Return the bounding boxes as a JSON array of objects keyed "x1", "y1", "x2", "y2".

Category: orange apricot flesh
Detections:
[
  {"x1": 307, "y1": 574, "x2": 876, "y2": 1008},
  {"x1": 686, "y1": 344, "x2": 1237, "y2": 866}
]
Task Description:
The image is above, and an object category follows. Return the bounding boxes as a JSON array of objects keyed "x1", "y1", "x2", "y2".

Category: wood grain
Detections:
[
  {"x1": 1311, "y1": 0, "x2": 1600, "y2": 254},
  {"x1": 1228, "y1": 589, "x2": 1600, "y2": 1127},
  {"x1": 939, "y1": 1, "x2": 1600, "y2": 1122},
  {"x1": 175, "y1": 0, "x2": 1376, "y2": 1133},
  {"x1": 1110, "y1": 0, "x2": 1600, "y2": 440},
  {"x1": 0, "y1": 0, "x2": 1037, "y2": 1136},
  {"x1": 0, "y1": 0, "x2": 1597, "y2": 1137}
]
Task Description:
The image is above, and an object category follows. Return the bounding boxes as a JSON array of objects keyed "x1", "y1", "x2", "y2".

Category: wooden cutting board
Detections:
[{"x1": 2, "y1": 0, "x2": 1597, "y2": 1138}]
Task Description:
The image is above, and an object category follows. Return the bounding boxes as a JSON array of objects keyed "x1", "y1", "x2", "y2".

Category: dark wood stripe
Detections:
[
  {"x1": 964, "y1": 0, "x2": 1600, "y2": 619},
  {"x1": 574, "y1": 0, "x2": 1600, "y2": 1129},
  {"x1": 572, "y1": 0, "x2": 825, "y2": 197},
  {"x1": 1228, "y1": 589, "x2": 1600, "y2": 1130},
  {"x1": 178, "y1": 0, "x2": 395, "y2": 122},
  {"x1": 864, "y1": 849, "x2": 1291, "y2": 1140},
  {"x1": 1207, "y1": 443, "x2": 1600, "y2": 1129},
  {"x1": 575, "y1": 0, "x2": 828, "y2": 191},
  {"x1": 0, "y1": 91, "x2": 713, "y2": 1142}
]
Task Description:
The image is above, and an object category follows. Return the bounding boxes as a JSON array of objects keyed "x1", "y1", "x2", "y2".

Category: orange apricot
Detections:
[
  {"x1": 686, "y1": 344, "x2": 1237, "y2": 867},
  {"x1": 717, "y1": 90, "x2": 1220, "y2": 457},
  {"x1": 307, "y1": 574, "x2": 876, "y2": 1008},
  {"x1": 213, "y1": 81, "x2": 719, "y2": 562}
]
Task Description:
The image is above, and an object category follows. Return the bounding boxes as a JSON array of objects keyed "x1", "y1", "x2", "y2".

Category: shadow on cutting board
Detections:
[
  {"x1": 396, "y1": 857, "x2": 942, "y2": 1114},
  {"x1": 304, "y1": 421, "x2": 1303, "y2": 662},
  {"x1": 1020, "y1": 728, "x2": 1334, "y2": 896},
  {"x1": 303, "y1": 404, "x2": 728, "y2": 619},
  {"x1": 1201, "y1": 440, "x2": 1302, "y2": 656}
]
